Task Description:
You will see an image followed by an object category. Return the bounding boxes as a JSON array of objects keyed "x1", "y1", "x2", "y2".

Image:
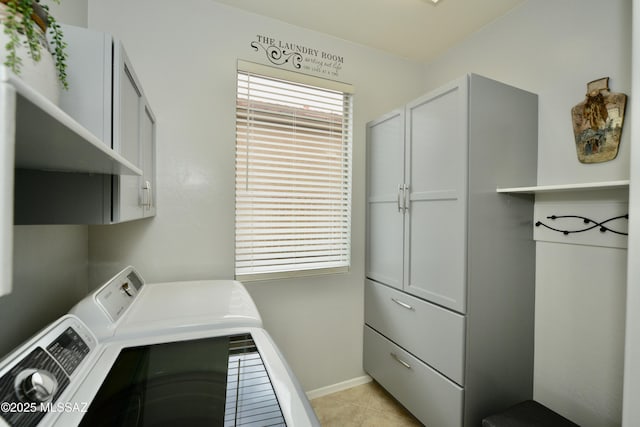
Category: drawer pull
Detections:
[
  {"x1": 391, "y1": 298, "x2": 414, "y2": 311},
  {"x1": 390, "y1": 352, "x2": 412, "y2": 369}
]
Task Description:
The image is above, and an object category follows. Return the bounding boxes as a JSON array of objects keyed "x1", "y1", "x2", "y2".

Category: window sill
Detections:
[{"x1": 236, "y1": 266, "x2": 350, "y2": 282}]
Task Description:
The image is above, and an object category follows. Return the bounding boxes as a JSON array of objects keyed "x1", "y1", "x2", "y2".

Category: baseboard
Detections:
[{"x1": 306, "y1": 375, "x2": 372, "y2": 400}]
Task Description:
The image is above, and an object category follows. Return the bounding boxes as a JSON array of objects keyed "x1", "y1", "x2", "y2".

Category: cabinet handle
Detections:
[
  {"x1": 403, "y1": 184, "x2": 410, "y2": 212},
  {"x1": 143, "y1": 180, "x2": 152, "y2": 209},
  {"x1": 391, "y1": 298, "x2": 414, "y2": 311},
  {"x1": 390, "y1": 352, "x2": 412, "y2": 369},
  {"x1": 397, "y1": 184, "x2": 403, "y2": 212},
  {"x1": 148, "y1": 181, "x2": 153, "y2": 208}
]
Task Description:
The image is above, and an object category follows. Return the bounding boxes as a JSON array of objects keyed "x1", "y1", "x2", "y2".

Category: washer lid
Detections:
[
  {"x1": 112, "y1": 279, "x2": 263, "y2": 339},
  {"x1": 76, "y1": 333, "x2": 286, "y2": 427}
]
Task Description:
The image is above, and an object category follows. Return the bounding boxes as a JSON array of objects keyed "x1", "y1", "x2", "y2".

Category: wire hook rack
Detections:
[{"x1": 535, "y1": 214, "x2": 629, "y2": 236}]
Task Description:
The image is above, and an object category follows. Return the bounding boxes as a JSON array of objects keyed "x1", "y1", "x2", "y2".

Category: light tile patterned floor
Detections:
[{"x1": 310, "y1": 381, "x2": 423, "y2": 427}]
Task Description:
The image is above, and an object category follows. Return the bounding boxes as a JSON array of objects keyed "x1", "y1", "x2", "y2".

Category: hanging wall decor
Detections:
[{"x1": 571, "y1": 77, "x2": 626, "y2": 163}]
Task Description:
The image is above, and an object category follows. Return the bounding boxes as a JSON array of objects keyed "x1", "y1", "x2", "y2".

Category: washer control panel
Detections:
[
  {"x1": 45, "y1": 327, "x2": 91, "y2": 377},
  {"x1": 0, "y1": 316, "x2": 96, "y2": 427},
  {"x1": 68, "y1": 266, "x2": 146, "y2": 340},
  {"x1": 95, "y1": 267, "x2": 144, "y2": 323}
]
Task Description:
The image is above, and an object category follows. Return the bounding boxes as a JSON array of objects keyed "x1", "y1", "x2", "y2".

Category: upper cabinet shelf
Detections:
[
  {"x1": 1, "y1": 67, "x2": 141, "y2": 176},
  {"x1": 497, "y1": 180, "x2": 630, "y2": 194}
]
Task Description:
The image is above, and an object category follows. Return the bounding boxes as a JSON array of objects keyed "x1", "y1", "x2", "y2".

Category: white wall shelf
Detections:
[
  {"x1": 498, "y1": 180, "x2": 629, "y2": 249},
  {"x1": 2, "y1": 68, "x2": 142, "y2": 176},
  {"x1": 497, "y1": 180, "x2": 630, "y2": 194}
]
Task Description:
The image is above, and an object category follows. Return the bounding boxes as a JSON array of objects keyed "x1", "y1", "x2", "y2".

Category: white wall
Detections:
[
  {"x1": 86, "y1": 0, "x2": 424, "y2": 391},
  {"x1": 47, "y1": 0, "x2": 88, "y2": 27},
  {"x1": 0, "y1": 226, "x2": 88, "y2": 356},
  {"x1": 420, "y1": 1, "x2": 630, "y2": 426},
  {"x1": 422, "y1": 2, "x2": 631, "y2": 186}
]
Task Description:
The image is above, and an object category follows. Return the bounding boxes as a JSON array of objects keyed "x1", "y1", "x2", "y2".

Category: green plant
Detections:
[{"x1": 1, "y1": 0, "x2": 68, "y2": 89}]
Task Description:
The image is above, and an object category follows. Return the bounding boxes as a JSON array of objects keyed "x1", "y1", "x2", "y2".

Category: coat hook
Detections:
[{"x1": 535, "y1": 214, "x2": 628, "y2": 236}]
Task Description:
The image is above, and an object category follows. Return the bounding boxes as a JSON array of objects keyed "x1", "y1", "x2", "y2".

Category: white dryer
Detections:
[{"x1": 0, "y1": 267, "x2": 319, "y2": 427}]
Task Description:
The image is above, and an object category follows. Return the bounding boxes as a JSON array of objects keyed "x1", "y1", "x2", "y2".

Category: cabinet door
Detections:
[
  {"x1": 113, "y1": 45, "x2": 148, "y2": 223},
  {"x1": 405, "y1": 78, "x2": 468, "y2": 313},
  {"x1": 141, "y1": 104, "x2": 156, "y2": 217},
  {"x1": 366, "y1": 110, "x2": 405, "y2": 290}
]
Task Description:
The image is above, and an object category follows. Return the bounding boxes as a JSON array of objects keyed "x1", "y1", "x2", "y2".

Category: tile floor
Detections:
[{"x1": 310, "y1": 381, "x2": 423, "y2": 427}]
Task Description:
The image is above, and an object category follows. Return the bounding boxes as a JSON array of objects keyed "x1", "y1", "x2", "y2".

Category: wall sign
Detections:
[{"x1": 250, "y1": 35, "x2": 344, "y2": 78}]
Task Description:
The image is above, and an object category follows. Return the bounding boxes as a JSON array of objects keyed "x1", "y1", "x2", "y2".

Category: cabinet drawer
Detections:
[
  {"x1": 365, "y1": 279, "x2": 465, "y2": 384},
  {"x1": 364, "y1": 326, "x2": 463, "y2": 427}
]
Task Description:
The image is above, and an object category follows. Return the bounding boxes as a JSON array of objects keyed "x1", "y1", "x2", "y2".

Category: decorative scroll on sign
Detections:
[{"x1": 250, "y1": 35, "x2": 344, "y2": 78}]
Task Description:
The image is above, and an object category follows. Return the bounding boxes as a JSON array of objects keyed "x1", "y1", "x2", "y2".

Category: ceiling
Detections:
[{"x1": 213, "y1": 0, "x2": 526, "y2": 62}]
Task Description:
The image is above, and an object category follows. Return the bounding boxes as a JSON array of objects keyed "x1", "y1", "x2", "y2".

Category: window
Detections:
[{"x1": 235, "y1": 61, "x2": 353, "y2": 280}]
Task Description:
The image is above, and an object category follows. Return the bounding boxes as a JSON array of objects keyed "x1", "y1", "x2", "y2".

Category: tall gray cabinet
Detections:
[{"x1": 364, "y1": 74, "x2": 538, "y2": 426}]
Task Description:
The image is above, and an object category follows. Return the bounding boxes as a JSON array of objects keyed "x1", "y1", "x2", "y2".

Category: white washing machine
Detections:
[{"x1": 0, "y1": 266, "x2": 320, "y2": 427}]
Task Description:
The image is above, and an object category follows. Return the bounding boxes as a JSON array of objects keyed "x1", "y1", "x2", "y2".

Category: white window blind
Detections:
[{"x1": 235, "y1": 63, "x2": 353, "y2": 280}]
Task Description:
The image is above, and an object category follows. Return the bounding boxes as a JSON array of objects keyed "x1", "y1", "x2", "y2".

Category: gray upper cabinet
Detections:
[
  {"x1": 14, "y1": 26, "x2": 156, "y2": 225},
  {"x1": 366, "y1": 78, "x2": 468, "y2": 313},
  {"x1": 364, "y1": 74, "x2": 538, "y2": 426}
]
